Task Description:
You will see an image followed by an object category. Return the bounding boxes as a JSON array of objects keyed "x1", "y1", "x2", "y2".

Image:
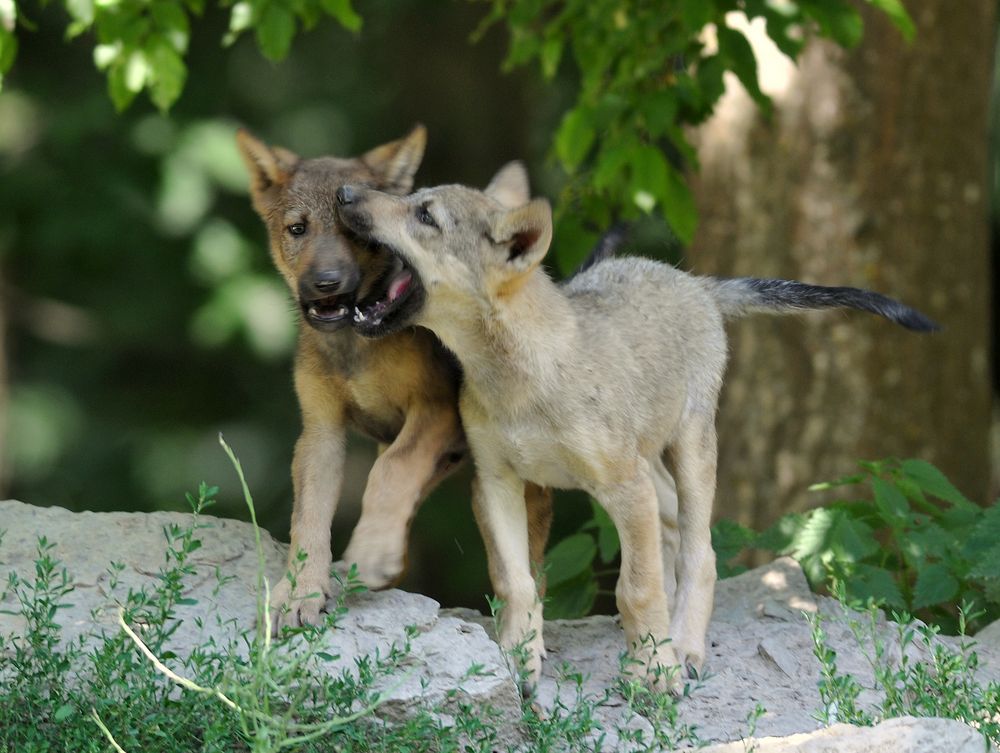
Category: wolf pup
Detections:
[
  {"x1": 238, "y1": 128, "x2": 560, "y2": 634},
  {"x1": 333, "y1": 165, "x2": 936, "y2": 692}
]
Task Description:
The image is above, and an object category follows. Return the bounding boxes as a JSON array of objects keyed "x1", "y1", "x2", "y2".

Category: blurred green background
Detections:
[
  {"x1": 0, "y1": 0, "x2": 671, "y2": 609},
  {"x1": 0, "y1": 0, "x2": 995, "y2": 613}
]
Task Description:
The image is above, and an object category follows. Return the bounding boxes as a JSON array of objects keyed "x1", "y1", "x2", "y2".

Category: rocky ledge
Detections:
[{"x1": 1, "y1": 499, "x2": 997, "y2": 751}]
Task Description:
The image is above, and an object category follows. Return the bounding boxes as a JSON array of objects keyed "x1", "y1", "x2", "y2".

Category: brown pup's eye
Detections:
[
  {"x1": 416, "y1": 204, "x2": 438, "y2": 229},
  {"x1": 288, "y1": 223, "x2": 307, "y2": 237}
]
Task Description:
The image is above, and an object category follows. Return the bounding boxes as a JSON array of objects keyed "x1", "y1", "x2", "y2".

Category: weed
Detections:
[{"x1": 808, "y1": 601, "x2": 1000, "y2": 747}]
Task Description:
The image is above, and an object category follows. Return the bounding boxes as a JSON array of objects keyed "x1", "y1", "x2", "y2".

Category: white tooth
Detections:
[
  {"x1": 354, "y1": 306, "x2": 366, "y2": 321},
  {"x1": 308, "y1": 306, "x2": 318, "y2": 317}
]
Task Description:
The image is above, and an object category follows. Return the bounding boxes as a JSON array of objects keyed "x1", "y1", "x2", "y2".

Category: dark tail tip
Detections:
[{"x1": 899, "y1": 310, "x2": 941, "y2": 332}]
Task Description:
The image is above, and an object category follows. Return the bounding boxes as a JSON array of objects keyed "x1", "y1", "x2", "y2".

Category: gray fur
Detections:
[
  {"x1": 333, "y1": 168, "x2": 932, "y2": 696},
  {"x1": 708, "y1": 277, "x2": 939, "y2": 331}
]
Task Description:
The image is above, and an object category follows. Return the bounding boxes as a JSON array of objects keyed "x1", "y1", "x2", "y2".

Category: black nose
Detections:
[
  {"x1": 336, "y1": 185, "x2": 355, "y2": 206},
  {"x1": 312, "y1": 270, "x2": 343, "y2": 292}
]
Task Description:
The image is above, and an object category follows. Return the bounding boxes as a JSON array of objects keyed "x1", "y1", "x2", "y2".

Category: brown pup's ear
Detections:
[
  {"x1": 235, "y1": 129, "x2": 299, "y2": 215},
  {"x1": 489, "y1": 198, "x2": 553, "y2": 274},
  {"x1": 484, "y1": 161, "x2": 530, "y2": 208},
  {"x1": 361, "y1": 124, "x2": 427, "y2": 195}
]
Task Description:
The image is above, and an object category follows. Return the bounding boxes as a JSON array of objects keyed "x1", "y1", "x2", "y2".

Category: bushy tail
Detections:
[{"x1": 709, "y1": 277, "x2": 939, "y2": 332}]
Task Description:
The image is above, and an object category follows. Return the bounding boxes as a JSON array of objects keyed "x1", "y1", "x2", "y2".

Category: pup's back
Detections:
[{"x1": 559, "y1": 256, "x2": 729, "y2": 450}]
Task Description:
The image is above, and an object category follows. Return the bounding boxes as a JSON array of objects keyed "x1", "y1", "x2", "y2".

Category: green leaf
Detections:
[
  {"x1": 544, "y1": 568, "x2": 597, "y2": 619},
  {"x1": 717, "y1": 24, "x2": 770, "y2": 113},
  {"x1": 789, "y1": 508, "x2": 837, "y2": 560},
  {"x1": 868, "y1": 0, "x2": 915, "y2": 42},
  {"x1": 590, "y1": 499, "x2": 619, "y2": 564},
  {"x1": 680, "y1": 0, "x2": 715, "y2": 30},
  {"x1": 545, "y1": 533, "x2": 597, "y2": 589},
  {"x1": 912, "y1": 562, "x2": 959, "y2": 609},
  {"x1": 808, "y1": 473, "x2": 865, "y2": 492},
  {"x1": 828, "y1": 514, "x2": 879, "y2": 563},
  {"x1": 660, "y1": 162, "x2": 697, "y2": 244},
  {"x1": 256, "y1": 2, "x2": 296, "y2": 61},
  {"x1": 0, "y1": 28, "x2": 16, "y2": 78},
  {"x1": 150, "y1": 1, "x2": 188, "y2": 35},
  {"x1": 555, "y1": 108, "x2": 596, "y2": 172},
  {"x1": 630, "y1": 145, "x2": 669, "y2": 213},
  {"x1": 900, "y1": 459, "x2": 974, "y2": 508},
  {"x1": 755, "y1": 512, "x2": 805, "y2": 553},
  {"x1": 800, "y1": 0, "x2": 864, "y2": 48},
  {"x1": 871, "y1": 477, "x2": 910, "y2": 524},
  {"x1": 540, "y1": 34, "x2": 562, "y2": 79},
  {"x1": 54, "y1": 704, "x2": 75, "y2": 722},
  {"x1": 147, "y1": 38, "x2": 186, "y2": 111},
  {"x1": 969, "y1": 545, "x2": 1000, "y2": 582},
  {"x1": 711, "y1": 518, "x2": 756, "y2": 571},
  {"x1": 902, "y1": 521, "x2": 952, "y2": 568},
  {"x1": 963, "y1": 502, "x2": 1000, "y2": 559},
  {"x1": 844, "y1": 563, "x2": 906, "y2": 610},
  {"x1": 319, "y1": 0, "x2": 361, "y2": 32},
  {"x1": 107, "y1": 62, "x2": 138, "y2": 111}
]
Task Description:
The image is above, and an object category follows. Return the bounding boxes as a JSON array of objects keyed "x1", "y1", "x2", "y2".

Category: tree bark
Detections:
[{"x1": 689, "y1": 2, "x2": 994, "y2": 532}]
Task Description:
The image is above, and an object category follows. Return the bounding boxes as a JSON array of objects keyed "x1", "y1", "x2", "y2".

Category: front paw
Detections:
[
  {"x1": 626, "y1": 638, "x2": 682, "y2": 695},
  {"x1": 267, "y1": 574, "x2": 331, "y2": 635},
  {"x1": 341, "y1": 539, "x2": 405, "y2": 591},
  {"x1": 502, "y1": 632, "x2": 545, "y2": 699}
]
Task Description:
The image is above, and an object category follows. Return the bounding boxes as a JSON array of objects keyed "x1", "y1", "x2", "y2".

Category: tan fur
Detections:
[
  {"x1": 335, "y1": 163, "x2": 927, "y2": 695},
  {"x1": 237, "y1": 131, "x2": 557, "y2": 633},
  {"x1": 331, "y1": 169, "x2": 726, "y2": 694}
]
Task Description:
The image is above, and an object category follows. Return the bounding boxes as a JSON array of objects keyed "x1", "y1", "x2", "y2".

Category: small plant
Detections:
[
  {"x1": 542, "y1": 499, "x2": 620, "y2": 619},
  {"x1": 720, "y1": 458, "x2": 1000, "y2": 634},
  {"x1": 809, "y1": 601, "x2": 1000, "y2": 747}
]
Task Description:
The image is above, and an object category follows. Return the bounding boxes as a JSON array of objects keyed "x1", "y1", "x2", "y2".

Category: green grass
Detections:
[{"x1": 1, "y1": 444, "x2": 996, "y2": 751}]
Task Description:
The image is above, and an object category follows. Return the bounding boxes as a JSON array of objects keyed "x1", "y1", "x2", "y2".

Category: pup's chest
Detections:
[{"x1": 491, "y1": 419, "x2": 588, "y2": 490}]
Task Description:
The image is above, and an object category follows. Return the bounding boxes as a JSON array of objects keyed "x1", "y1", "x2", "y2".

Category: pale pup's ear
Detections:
[
  {"x1": 489, "y1": 198, "x2": 553, "y2": 273},
  {"x1": 484, "y1": 161, "x2": 531, "y2": 208},
  {"x1": 235, "y1": 129, "x2": 299, "y2": 210},
  {"x1": 362, "y1": 123, "x2": 427, "y2": 195}
]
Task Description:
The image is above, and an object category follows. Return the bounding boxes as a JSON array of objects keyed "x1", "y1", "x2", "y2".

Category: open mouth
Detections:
[
  {"x1": 300, "y1": 294, "x2": 352, "y2": 331},
  {"x1": 351, "y1": 244, "x2": 423, "y2": 336}
]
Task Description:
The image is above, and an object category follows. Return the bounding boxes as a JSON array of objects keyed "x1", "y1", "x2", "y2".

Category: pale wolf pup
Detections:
[{"x1": 333, "y1": 165, "x2": 935, "y2": 692}]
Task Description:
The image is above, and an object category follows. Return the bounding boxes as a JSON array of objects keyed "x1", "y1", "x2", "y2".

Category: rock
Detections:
[
  {"x1": 0, "y1": 499, "x2": 520, "y2": 737},
  {"x1": 1, "y1": 500, "x2": 996, "y2": 752},
  {"x1": 700, "y1": 716, "x2": 991, "y2": 752}
]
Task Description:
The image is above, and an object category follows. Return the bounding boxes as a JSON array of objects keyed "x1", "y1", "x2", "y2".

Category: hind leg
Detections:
[
  {"x1": 650, "y1": 454, "x2": 679, "y2": 607},
  {"x1": 667, "y1": 416, "x2": 717, "y2": 678}
]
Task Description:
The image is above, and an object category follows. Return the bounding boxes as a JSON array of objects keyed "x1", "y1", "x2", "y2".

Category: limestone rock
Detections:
[
  {"x1": 700, "y1": 716, "x2": 990, "y2": 753},
  {"x1": 1, "y1": 500, "x2": 996, "y2": 751}
]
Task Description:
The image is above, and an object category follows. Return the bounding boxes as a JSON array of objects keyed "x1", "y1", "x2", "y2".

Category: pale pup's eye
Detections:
[
  {"x1": 417, "y1": 204, "x2": 438, "y2": 229},
  {"x1": 288, "y1": 223, "x2": 307, "y2": 237}
]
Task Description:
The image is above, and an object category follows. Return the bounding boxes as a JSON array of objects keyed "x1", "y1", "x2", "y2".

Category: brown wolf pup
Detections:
[
  {"x1": 332, "y1": 165, "x2": 936, "y2": 692},
  {"x1": 237, "y1": 129, "x2": 567, "y2": 633}
]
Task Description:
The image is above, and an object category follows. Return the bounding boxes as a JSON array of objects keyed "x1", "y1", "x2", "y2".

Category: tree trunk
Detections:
[{"x1": 689, "y1": 2, "x2": 995, "y2": 533}]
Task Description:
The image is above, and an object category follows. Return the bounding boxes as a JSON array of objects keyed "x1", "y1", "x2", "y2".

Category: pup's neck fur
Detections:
[{"x1": 430, "y1": 271, "x2": 576, "y2": 408}]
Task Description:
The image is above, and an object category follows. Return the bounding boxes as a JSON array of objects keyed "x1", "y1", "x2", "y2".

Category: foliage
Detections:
[
  {"x1": 0, "y1": 0, "x2": 360, "y2": 110},
  {"x1": 808, "y1": 602, "x2": 1000, "y2": 747},
  {"x1": 544, "y1": 498, "x2": 619, "y2": 619},
  {"x1": 741, "y1": 459, "x2": 1000, "y2": 635},
  {"x1": 551, "y1": 459, "x2": 997, "y2": 640},
  {"x1": 475, "y1": 0, "x2": 915, "y2": 246},
  {"x1": 0, "y1": 447, "x2": 731, "y2": 752}
]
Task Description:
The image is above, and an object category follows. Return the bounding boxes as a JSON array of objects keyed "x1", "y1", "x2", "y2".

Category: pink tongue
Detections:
[{"x1": 387, "y1": 272, "x2": 412, "y2": 302}]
